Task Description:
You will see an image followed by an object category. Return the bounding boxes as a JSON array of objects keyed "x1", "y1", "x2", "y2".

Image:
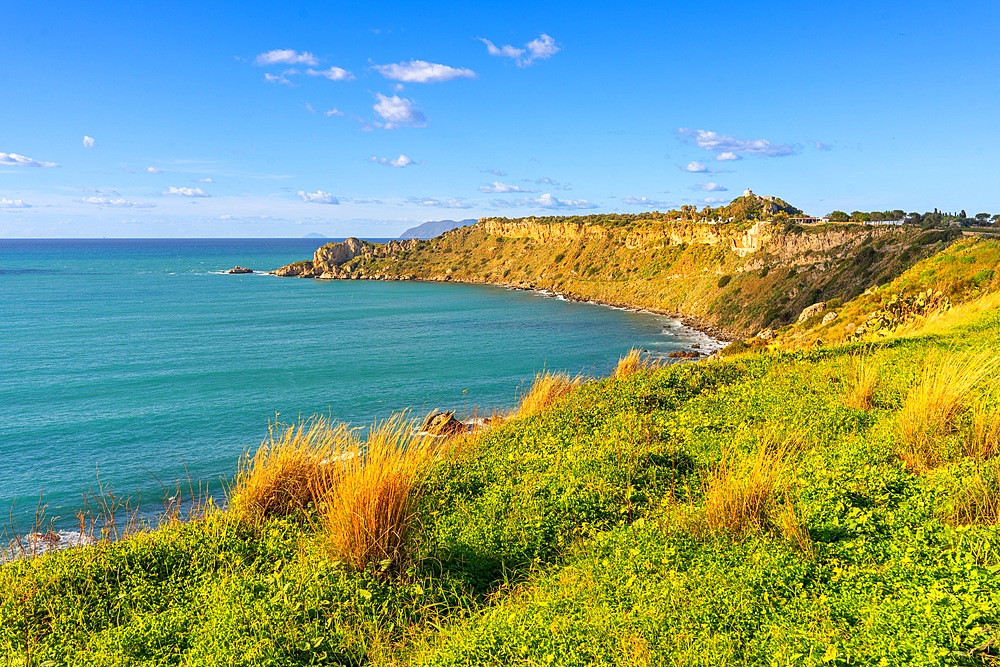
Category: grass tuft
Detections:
[
  {"x1": 517, "y1": 372, "x2": 581, "y2": 418},
  {"x1": 702, "y1": 436, "x2": 792, "y2": 537},
  {"x1": 229, "y1": 417, "x2": 347, "y2": 522},
  {"x1": 942, "y1": 464, "x2": 1000, "y2": 526},
  {"x1": 315, "y1": 413, "x2": 436, "y2": 573},
  {"x1": 966, "y1": 396, "x2": 1000, "y2": 461},
  {"x1": 842, "y1": 350, "x2": 880, "y2": 411},
  {"x1": 614, "y1": 348, "x2": 643, "y2": 377},
  {"x1": 775, "y1": 498, "x2": 814, "y2": 557},
  {"x1": 897, "y1": 351, "x2": 998, "y2": 471}
]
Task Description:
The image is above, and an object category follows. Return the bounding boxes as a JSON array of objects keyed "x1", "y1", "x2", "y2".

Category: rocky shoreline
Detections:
[{"x1": 268, "y1": 236, "x2": 738, "y2": 344}]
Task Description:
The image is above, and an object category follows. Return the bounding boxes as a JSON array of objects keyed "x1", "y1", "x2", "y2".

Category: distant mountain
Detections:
[
  {"x1": 303, "y1": 233, "x2": 328, "y2": 239},
  {"x1": 398, "y1": 219, "x2": 476, "y2": 240}
]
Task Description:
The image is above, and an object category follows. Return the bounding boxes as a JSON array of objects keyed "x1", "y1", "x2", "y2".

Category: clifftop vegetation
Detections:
[{"x1": 479, "y1": 190, "x2": 802, "y2": 228}]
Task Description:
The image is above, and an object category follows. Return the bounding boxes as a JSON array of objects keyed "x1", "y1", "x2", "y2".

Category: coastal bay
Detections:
[{"x1": 0, "y1": 238, "x2": 711, "y2": 531}]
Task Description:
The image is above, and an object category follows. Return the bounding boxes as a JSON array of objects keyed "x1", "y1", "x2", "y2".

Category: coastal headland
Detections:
[{"x1": 272, "y1": 193, "x2": 957, "y2": 340}]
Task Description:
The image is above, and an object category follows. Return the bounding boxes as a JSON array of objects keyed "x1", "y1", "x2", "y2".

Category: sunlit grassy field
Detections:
[{"x1": 4, "y1": 242, "x2": 1000, "y2": 666}]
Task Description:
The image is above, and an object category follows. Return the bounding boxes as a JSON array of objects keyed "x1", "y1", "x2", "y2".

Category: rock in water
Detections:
[{"x1": 227, "y1": 266, "x2": 253, "y2": 274}]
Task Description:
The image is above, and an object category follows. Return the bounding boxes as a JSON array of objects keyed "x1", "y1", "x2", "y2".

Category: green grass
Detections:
[{"x1": 5, "y1": 259, "x2": 1000, "y2": 664}]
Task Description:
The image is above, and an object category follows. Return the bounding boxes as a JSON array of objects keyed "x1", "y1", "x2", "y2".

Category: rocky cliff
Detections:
[
  {"x1": 273, "y1": 216, "x2": 954, "y2": 338},
  {"x1": 271, "y1": 238, "x2": 419, "y2": 279}
]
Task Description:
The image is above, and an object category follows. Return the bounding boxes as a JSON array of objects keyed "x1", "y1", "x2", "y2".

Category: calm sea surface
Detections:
[{"x1": 0, "y1": 239, "x2": 716, "y2": 530}]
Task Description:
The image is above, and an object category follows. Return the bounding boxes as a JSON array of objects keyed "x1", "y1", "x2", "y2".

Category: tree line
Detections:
[{"x1": 827, "y1": 209, "x2": 1000, "y2": 228}]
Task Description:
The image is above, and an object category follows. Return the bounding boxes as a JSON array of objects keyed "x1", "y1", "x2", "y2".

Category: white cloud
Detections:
[
  {"x1": 297, "y1": 190, "x2": 339, "y2": 204},
  {"x1": 306, "y1": 66, "x2": 354, "y2": 81},
  {"x1": 264, "y1": 72, "x2": 293, "y2": 85},
  {"x1": 307, "y1": 103, "x2": 343, "y2": 116},
  {"x1": 373, "y1": 60, "x2": 476, "y2": 83},
  {"x1": 163, "y1": 186, "x2": 209, "y2": 197},
  {"x1": 373, "y1": 94, "x2": 426, "y2": 129},
  {"x1": 815, "y1": 141, "x2": 832, "y2": 151},
  {"x1": 536, "y1": 193, "x2": 595, "y2": 209},
  {"x1": 82, "y1": 136, "x2": 95, "y2": 148},
  {"x1": 677, "y1": 128, "x2": 797, "y2": 158},
  {"x1": 702, "y1": 197, "x2": 729, "y2": 204},
  {"x1": 623, "y1": 196, "x2": 671, "y2": 208},
  {"x1": 146, "y1": 167, "x2": 164, "y2": 174},
  {"x1": 479, "y1": 181, "x2": 537, "y2": 193},
  {"x1": 716, "y1": 152, "x2": 742, "y2": 161},
  {"x1": 80, "y1": 196, "x2": 153, "y2": 208},
  {"x1": 526, "y1": 34, "x2": 559, "y2": 61},
  {"x1": 0, "y1": 197, "x2": 31, "y2": 208},
  {"x1": 0, "y1": 152, "x2": 59, "y2": 168},
  {"x1": 408, "y1": 197, "x2": 472, "y2": 209},
  {"x1": 195, "y1": 177, "x2": 213, "y2": 183},
  {"x1": 696, "y1": 182, "x2": 728, "y2": 192},
  {"x1": 372, "y1": 154, "x2": 417, "y2": 168},
  {"x1": 492, "y1": 193, "x2": 596, "y2": 210},
  {"x1": 483, "y1": 168, "x2": 507, "y2": 177},
  {"x1": 523, "y1": 176, "x2": 571, "y2": 190},
  {"x1": 685, "y1": 161, "x2": 708, "y2": 172},
  {"x1": 255, "y1": 49, "x2": 318, "y2": 66},
  {"x1": 480, "y1": 33, "x2": 559, "y2": 67},
  {"x1": 480, "y1": 39, "x2": 524, "y2": 59}
]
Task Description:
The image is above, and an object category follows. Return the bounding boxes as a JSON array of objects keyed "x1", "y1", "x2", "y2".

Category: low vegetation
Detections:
[
  {"x1": 5, "y1": 235, "x2": 1000, "y2": 665},
  {"x1": 229, "y1": 417, "x2": 346, "y2": 521},
  {"x1": 314, "y1": 414, "x2": 436, "y2": 573},
  {"x1": 896, "y1": 351, "x2": 997, "y2": 471},
  {"x1": 515, "y1": 371, "x2": 581, "y2": 418},
  {"x1": 841, "y1": 349, "x2": 880, "y2": 411}
]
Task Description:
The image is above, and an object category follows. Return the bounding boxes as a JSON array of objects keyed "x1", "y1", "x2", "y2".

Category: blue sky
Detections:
[{"x1": 2, "y1": 1, "x2": 998, "y2": 237}]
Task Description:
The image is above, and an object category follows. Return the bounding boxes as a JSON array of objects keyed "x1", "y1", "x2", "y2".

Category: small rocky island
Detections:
[{"x1": 227, "y1": 266, "x2": 254, "y2": 274}]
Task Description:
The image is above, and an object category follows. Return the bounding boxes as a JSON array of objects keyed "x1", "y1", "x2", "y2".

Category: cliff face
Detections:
[
  {"x1": 273, "y1": 218, "x2": 951, "y2": 338},
  {"x1": 271, "y1": 238, "x2": 419, "y2": 279}
]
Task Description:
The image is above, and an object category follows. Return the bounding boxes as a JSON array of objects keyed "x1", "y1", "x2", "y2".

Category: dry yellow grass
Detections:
[
  {"x1": 967, "y1": 398, "x2": 1000, "y2": 461},
  {"x1": 614, "y1": 348, "x2": 643, "y2": 377},
  {"x1": 842, "y1": 351, "x2": 880, "y2": 411},
  {"x1": 703, "y1": 437, "x2": 791, "y2": 537},
  {"x1": 943, "y1": 466, "x2": 1000, "y2": 526},
  {"x1": 516, "y1": 372, "x2": 581, "y2": 418},
  {"x1": 774, "y1": 499, "x2": 815, "y2": 557},
  {"x1": 897, "y1": 350, "x2": 998, "y2": 471},
  {"x1": 229, "y1": 417, "x2": 349, "y2": 522},
  {"x1": 894, "y1": 291, "x2": 1000, "y2": 339},
  {"x1": 315, "y1": 413, "x2": 437, "y2": 573}
]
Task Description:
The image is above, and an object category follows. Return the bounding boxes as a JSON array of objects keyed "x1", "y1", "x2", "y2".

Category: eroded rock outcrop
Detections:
[
  {"x1": 272, "y1": 238, "x2": 419, "y2": 278},
  {"x1": 797, "y1": 302, "x2": 826, "y2": 324}
]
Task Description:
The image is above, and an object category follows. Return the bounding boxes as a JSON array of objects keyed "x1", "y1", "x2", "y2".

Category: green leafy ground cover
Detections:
[{"x1": 4, "y1": 244, "x2": 1000, "y2": 665}]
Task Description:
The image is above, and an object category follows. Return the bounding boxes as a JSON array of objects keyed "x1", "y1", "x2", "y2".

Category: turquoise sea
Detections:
[{"x1": 0, "y1": 239, "x2": 718, "y2": 531}]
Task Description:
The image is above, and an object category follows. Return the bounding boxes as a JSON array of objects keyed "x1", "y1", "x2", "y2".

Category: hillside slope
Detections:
[{"x1": 274, "y1": 214, "x2": 958, "y2": 338}]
